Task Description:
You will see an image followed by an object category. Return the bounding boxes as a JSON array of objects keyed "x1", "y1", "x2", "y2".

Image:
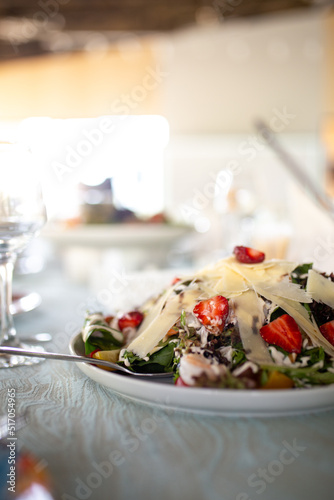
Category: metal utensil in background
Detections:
[
  {"x1": 254, "y1": 119, "x2": 334, "y2": 221},
  {"x1": 0, "y1": 346, "x2": 173, "y2": 378}
]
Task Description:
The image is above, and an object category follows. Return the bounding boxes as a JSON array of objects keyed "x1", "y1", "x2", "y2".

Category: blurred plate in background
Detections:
[{"x1": 42, "y1": 222, "x2": 192, "y2": 248}]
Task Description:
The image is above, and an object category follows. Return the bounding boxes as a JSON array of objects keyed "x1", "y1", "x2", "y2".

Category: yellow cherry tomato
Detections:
[{"x1": 262, "y1": 370, "x2": 295, "y2": 389}]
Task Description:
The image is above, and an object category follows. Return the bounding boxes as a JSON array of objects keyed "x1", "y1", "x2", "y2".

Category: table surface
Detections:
[{"x1": 1, "y1": 262, "x2": 334, "y2": 500}]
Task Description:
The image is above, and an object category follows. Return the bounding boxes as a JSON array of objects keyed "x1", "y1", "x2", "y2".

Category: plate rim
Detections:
[{"x1": 69, "y1": 333, "x2": 334, "y2": 417}]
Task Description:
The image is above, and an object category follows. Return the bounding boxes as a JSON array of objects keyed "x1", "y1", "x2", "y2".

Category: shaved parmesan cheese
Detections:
[
  {"x1": 307, "y1": 269, "x2": 334, "y2": 309},
  {"x1": 225, "y1": 259, "x2": 311, "y2": 303},
  {"x1": 225, "y1": 259, "x2": 297, "y2": 286},
  {"x1": 193, "y1": 280, "x2": 220, "y2": 299},
  {"x1": 213, "y1": 266, "x2": 249, "y2": 297},
  {"x1": 123, "y1": 254, "x2": 334, "y2": 364},
  {"x1": 135, "y1": 287, "x2": 173, "y2": 337},
  {"x1": 230, "y1": 290, "x2": 273, "y2": 364},
  {"x1": 257, "y1": 279, "x2": 312, "y2": 303},
  {"x1": 253, "y1": 287, "x2": 334, "y2": 358},
  {"x1": 127, "y1": 289, "x2": 204, "y2": 358}
]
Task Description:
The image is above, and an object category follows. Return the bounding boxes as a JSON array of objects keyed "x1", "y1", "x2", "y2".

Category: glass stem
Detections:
[{"x1": 0, "y1": 257, "x2": 16, "y2": 345}]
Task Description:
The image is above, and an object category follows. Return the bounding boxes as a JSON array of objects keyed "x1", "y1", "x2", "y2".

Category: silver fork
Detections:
[{"x1": 0, "y1": 346, "x2": 173, "y2": 378}]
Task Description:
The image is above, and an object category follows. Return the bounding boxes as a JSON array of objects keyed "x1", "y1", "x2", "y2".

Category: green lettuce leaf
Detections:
[
  {"x1": 121, "y1": 342, "x2": 175, "y2": 373},
  {"x1": 261, "y1": 363, "x2": 334, "y2": 386},
  {"x1": 84, "y1": 325, "x2": 123, "y2": 356}
]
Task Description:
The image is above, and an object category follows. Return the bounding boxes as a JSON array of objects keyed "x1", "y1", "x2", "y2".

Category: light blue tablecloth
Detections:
[{"x1": 1, "y1": 263, "x2": 334, "y2": 500}]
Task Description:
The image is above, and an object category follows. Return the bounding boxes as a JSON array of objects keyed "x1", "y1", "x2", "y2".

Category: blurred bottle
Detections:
[{"x1": 78, "y1": 178, "x2": 115, "y2": 224}]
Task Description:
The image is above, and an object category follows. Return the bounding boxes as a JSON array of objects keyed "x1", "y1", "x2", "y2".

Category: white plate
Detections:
[{"x1": 69, "y1": 333, "x2": 334, "y2": 417}]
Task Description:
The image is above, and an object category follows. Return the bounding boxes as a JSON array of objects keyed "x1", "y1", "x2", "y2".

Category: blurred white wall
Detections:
[
  {"x1": 0, "y1": 9, "x2": 327, "y2": 134},
  {"x1": 158, "y1": 9, "x2": 334, "y2": 270},
  {"x1": 161, "y1": 9, "x2": 326, "y2": 134},
  {"x1": 1, "y1": 8, "x2": 333, "y2": 271}
]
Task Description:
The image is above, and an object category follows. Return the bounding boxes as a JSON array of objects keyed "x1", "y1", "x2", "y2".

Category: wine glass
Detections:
[{"x1": 0, "y1": 141, "x2": 47, "y2": 368}]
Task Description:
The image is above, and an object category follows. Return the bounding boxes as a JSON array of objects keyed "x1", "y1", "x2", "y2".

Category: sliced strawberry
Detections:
[
  {"x1": 193, "y1": 295, "x2": 229, "y2": 332},
  {"x1": 175, "y1": 376, "x2": 189, "y2": 387},
  {"x1": 260, "y1": 314, "x2": 302, "y2": 354},
  {"x1": 104, "y1": 315, "x2": 114, "y2": 325},
  {"x1": 118, "y1": 311, "x2": 144, "y2": 331},
  {"x1": 233, "y1": 245, "x2": 265, "y2": 264},
  {"x1": 171, "y1": 277, "x2": 181, "y2": 286},
  {"x1": 319, "y1": 320, "x2": 334, "y2": 347}
]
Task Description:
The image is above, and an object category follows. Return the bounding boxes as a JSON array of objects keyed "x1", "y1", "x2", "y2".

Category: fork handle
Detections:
[{"x1": 0, "y1": 346, "x2": 120, "y2": 370}]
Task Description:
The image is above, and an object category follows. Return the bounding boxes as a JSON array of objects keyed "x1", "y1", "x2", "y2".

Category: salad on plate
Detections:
[{"x1": 81, "y1": 246, "x2": 334, "y2": 390}]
